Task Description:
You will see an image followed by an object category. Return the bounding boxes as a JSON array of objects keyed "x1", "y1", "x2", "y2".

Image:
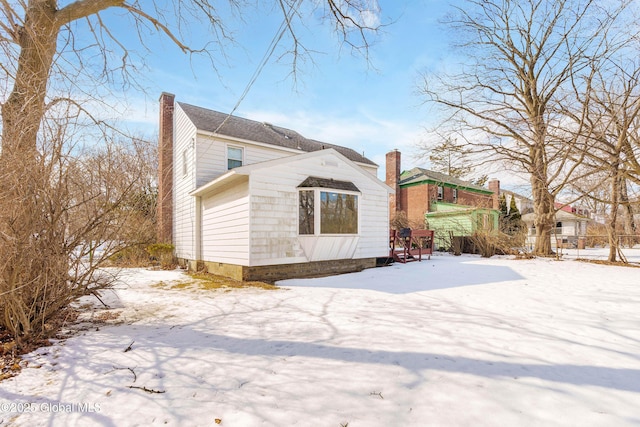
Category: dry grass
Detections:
[
  {"x1": 576, "y1": 258, "x2": 640, "y2": 268},
  {"x1": 1, "y1": 273, "x2": 277, "y2": 383},
  {"x1": 0, "y1": 328, "x2": 22, "y2": 381},
  {"x1": 154, "y1": 272, "x2": 279, "y2": 291}
]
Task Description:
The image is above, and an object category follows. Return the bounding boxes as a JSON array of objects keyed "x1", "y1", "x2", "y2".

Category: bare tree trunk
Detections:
[
  {"x1": 1, "y1": 0, "x2": 58, "y2": 160},
  {"x1": 0, "y1": 1, "x2": 61, "y2": 340},
  {"x1": 532, "y1": 183, "x2": 555, "y2": 255},
  {"x1": 607, "y1": 171, "x2": 622, "y2": 262},
  {"x1": 619, "y1": 178, "x2": 637, "y2": 247},
  {"x1": 530, "y1": 141, "x2": 555, "y2": 256}
]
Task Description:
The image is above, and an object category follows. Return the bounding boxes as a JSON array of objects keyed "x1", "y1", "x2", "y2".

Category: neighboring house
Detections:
[
  {"x1": 424, "y1": 204, "x2": 499, "y2": 248},
  {"x1": 157, "y1": 93, "x2": 392, "y2": 281},
  {"x1": 385, "y1": 150, "x2": 499, "y2": 248},
  {"x1": 501, "y1": 189, "x2": 534, "y2": 214},
  {"x1": 522, "y1": 210, "x2": 590, "y2": 248}
]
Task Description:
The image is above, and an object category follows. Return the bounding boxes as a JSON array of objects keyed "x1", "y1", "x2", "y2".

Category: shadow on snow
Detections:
[{"x1": 278, "y1": 255, "x2": 525, "y2": 294}]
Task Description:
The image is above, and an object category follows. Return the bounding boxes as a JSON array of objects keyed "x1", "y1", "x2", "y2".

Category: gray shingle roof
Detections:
[
  {"x1": 297, "y1": 176, "x2": 360, "y2": 192},
  {"x1": 178, "y1": 102, "x2": 376, "y2": 166},
  {"x1": 399, "y1": 167, "x2": 492, "y2": 194}
]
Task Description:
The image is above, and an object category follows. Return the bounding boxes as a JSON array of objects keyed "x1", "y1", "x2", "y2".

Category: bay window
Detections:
[{"x1": 298, "y1": 177, "x2": 359, "y2": 235}]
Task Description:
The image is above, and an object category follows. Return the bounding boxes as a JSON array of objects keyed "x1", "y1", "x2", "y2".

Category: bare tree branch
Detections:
[{"x1": 419, "y1": 0, "x2": 635, "y2": 255}]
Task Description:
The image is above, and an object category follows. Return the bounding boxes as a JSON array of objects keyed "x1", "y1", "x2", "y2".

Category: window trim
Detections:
[{"x1": 226, "y1": 144, "x2": 244, "y2": 170}]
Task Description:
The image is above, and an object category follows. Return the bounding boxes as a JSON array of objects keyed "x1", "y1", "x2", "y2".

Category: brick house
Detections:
[
  {"x1": 386, "y1": 150, "x2": 499, "y2": 223},
  {"x1": 385, "y1": 150, "x2": 500, "y2": 247}
]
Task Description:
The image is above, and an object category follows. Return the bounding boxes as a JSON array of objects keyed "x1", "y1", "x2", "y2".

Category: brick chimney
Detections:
[
  {"x1": 488, "y1": 178, "x2": 500, "y2": 210},
  {"x1": 157, "y1": 92, "x2": 175, "y2": 243},
  {"x1": 386, "y1": 150, "x2": 402, "y2": 216}
]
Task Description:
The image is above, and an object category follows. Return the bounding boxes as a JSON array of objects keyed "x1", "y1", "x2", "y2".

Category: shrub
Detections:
[
  {"x1": 146, "y1": 243, "x2": 176, "y2": 270},
  {"x1": 586, "y1": 223, "x2": 608, "y2": 247},
  {"x1": 390, "y1": 211, "x2": 426, "y2": 231},
  {"x1": 109, "y1": 245, "x2": 151, "y2": 267},
  {"x1": 469, "y1": 229, "x2": 529, "y2": 258}
]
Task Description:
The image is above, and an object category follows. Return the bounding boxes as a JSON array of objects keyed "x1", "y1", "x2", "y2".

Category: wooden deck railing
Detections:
[{"x1": 389, "y1": 228, "x2": 435, "y2": 263}]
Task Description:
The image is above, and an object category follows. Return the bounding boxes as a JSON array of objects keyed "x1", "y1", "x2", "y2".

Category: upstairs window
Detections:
[{"x1": 227, "y1": 146, "x2": 243, "y2": 170}]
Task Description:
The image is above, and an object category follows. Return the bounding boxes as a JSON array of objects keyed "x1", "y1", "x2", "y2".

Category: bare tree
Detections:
[
  {"x1": 419, "y1": 0, "x2": 634, "y2": 256},
  {"x1": 0, "y1": 114, "x2": 157, "y2": 341},
  {"x1": 1, "y1": 0, "x2": 381, "y2": 159},
  {"x1": 422, "y1": 136, "x2": 488, "y2": 185},
  {"x1": 570, "y1": 57, "x2": 640, "y2": 261},
  {"x1": 0, "y1": 0, "x2": 381, "y2": 342}
]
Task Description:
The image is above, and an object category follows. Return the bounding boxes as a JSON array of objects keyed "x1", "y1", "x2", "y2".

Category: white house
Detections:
[
  {"x1": 157, "y1": 93, "x2": 392, "y2": 281},
  {"x1": 522, "y1": 210, "x2": 590, "y2": 249},
  {"x1": 500, "y1": 189, "x2": 534, "y2": 214}
]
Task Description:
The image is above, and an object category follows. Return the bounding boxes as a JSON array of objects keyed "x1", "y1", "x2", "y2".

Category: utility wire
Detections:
[{"x1": 213, "y1": 0, "x2": 302, "y2": 134}]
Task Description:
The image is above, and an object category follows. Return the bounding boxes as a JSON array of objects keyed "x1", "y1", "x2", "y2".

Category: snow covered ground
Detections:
[{"x1": 1, "y1": 248, "x2": 639, "y2": 426}]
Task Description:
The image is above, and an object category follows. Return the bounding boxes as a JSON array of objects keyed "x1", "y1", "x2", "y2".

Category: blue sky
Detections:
[{"x1": 113, "y1": 0, "x2": 516, "y2": 185}]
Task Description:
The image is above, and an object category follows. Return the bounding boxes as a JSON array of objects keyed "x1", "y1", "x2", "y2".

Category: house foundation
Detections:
[{"x1": 178, "y1": 258, "x2": 377, "y2": 283}]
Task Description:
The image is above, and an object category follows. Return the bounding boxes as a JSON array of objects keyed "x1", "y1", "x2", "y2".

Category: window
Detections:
[
  {"x1": 453, "y1": 188, "x2": 458, "y2": 203},
  {"x1": 298, "y1": 190, "x2": 315, "y2": 235},
  {"x1": 437, "y1": 186, "x2": 443, "y2": 200},
  {"x1": 320, "y1": 191, "x2": 358, "y2": 234},
  {"x1": 298, "y1": 189, "x2": 359, "y2": 235},
  {"x1": 483, "y1": 214, "x2": 491, "y2": 230},
  {"x1": 477, "y1": 213, "x2": 494, "y2": 231},
  {"x1": 227, "y1": 146, "x2": 243, "y2": 170}
]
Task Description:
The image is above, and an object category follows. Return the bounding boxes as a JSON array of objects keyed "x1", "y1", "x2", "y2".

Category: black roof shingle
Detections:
[{"x1": 178, "y1": 102, "x2": 376, "y2": 166}]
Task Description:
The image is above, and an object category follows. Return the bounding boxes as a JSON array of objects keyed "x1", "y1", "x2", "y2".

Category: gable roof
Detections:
[
  {"x1": 501, "y1": 188, "x2": 533, "y2": 202},
  {"x1": 178, "y1": 102, "x2": 376, "y2": 166},
  {"x1": 521, "y1": 210, "x2": 590, "y2": 223},
  {"x1": 399, "y1": 167, "x2": 492, "y2": 194},
  {"x1": 191, "y1": 148, "x2": 393, "y2": 197}
]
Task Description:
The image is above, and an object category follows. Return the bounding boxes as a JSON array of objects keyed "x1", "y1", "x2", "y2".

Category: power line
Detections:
[{"x1": 213, "y1": 0, "x2": 303, "y2": 135}]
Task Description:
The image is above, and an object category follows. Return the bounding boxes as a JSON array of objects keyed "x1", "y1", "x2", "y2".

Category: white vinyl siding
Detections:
[
  {"x1": 195, "y1": 135, "x2": 297, "y2": 188},
  {"x1": 194, "y1": 134, "x2": 378, "y2": 188},
  {"x1": 176, "y1": 108, "x2": 383, "y2": 267},
  {"x1": 248, "y1": 152, "x2": 389, "y2": 266},
  {"x1": 173, "y1": 104, "x2": 198, "y2": 260},
  {"x1": 182, "y1": 149, "x2": 188, "y2": 176},
  {"x1": 201, "y1": 179, "x2": 250, "y2": 265},
  {"x1": 360, "y1": 163, "x2": 378, "y2": 176}
]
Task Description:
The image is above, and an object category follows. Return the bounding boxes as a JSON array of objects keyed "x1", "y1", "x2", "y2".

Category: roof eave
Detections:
[
  {"x1": 399, "y1": 178, "x2": 492, "y2": 195},
  {"x1": 190, "y1": 170, "x2": 248, "y2": 197}
]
